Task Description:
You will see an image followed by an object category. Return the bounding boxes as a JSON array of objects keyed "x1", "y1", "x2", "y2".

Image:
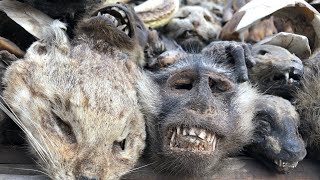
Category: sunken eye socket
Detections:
[
  {"x1": 172, "y1": 78, "x2": 194, "y2": 90},
  {"x1": 209, "y1": 77, "x2": 233, "y2": 93},
  {"x1": 168, "y1": 71, "x2": 196, "y2": 91}
]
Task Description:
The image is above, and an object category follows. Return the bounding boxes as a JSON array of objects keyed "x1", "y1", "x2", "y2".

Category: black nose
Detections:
[{"x1": 78, "y1": 175, "x2": 98, "y2": 180}]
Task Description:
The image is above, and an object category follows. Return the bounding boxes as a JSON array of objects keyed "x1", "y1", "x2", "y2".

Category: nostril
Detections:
[
  {"x1": 78, "y1": 176, "x2": 98, "y2": 180},
  {"x1": 192, "y1": 21, "x2": 200, "y2": 27}
]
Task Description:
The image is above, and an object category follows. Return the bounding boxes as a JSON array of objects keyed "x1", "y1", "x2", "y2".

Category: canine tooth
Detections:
[
  {"x1": 124, "y1": 28, "x2": 129, "y2": 35},
  {"x1": 212, "y1": 138, "x2": 216, "y2": 151},
  {"x1": 285, "y1": 72, "x2": 289, "y2": 81},
  {"x1": 124, "y1": 18, "x2": 128, "y2": 23},
  {"x1": 198, "y1": 130, "x2": 206, "y2": 139},
  {"x1": 97, "y1": 12, "x2": 101, "y2": 16},
  {"x1": 189, "y1": 128, "x2": 196, "y2": 136},
  {"x1": 118, "y1": 9, "x2": 126, "y2": 17},
  {"x1": 171, "y1": 131, "x2": 176, "y2": 143},
  {"x1": 279, "y1": 160, "x2": 282, "y2": 166},
  {"x1": 183, "y1": 128, "x2": 187, "y2": 136},
  {"x1": 117, "y1": 24, "x2": 127, "y2": 30},
  {"x1": 288, "y1": 78, "x2": 293, "y2": 84},
  {"x1": 177, "y1": 127, "x2": 181, "y2": 135}
]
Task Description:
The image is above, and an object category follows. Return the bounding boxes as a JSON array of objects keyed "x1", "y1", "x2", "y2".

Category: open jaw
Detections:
[
  {"x1": 268, "y1": 69, "x2": 302, "y2": 85},
  {"x1": 94, "y1": 6, "x2": 132, "y2": 37},
  {"x1": 166, "y1": 126, "x2": 217, "y2": 154}
]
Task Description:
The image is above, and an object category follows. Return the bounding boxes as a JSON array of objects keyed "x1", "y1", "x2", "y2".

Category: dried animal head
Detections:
[
  {"x1": 249, "y1": 44, "x2": 303, "y2": 99},
  {"x1": 164, "y1": 5, "x2": 222, "y2": 53},
  {"x1": 294, "y1": 60, "x2": 320, "y2": 160},
  {"x1": 1, "y1": 3, "x2": 148, "y2": 180},
  {"x1": 247, "y1": 95, "x2": 306, "y2": 173},
  {"x1": 139, "y1": 42, "x2": 259, "y2": 177}
]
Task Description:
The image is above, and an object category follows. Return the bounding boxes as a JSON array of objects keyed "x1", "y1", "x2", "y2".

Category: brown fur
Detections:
[{"x1": 1, "y1": 4, "x2": 149, "y2": 179}]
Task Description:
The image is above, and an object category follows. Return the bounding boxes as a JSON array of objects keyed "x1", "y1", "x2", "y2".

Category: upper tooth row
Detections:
[
  {"x1": 274, "y1": 160, "x2": 298, "y2": 168},
  {"x1": 176, "y1": 127, "x2": 214, "y2": 142},
  {"x1": 111, "y1": 7, "x2": 126, "y2": 18}
]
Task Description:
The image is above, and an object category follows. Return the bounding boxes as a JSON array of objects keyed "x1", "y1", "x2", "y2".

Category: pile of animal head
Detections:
[
  {"x1": 248, "y1": 95, "x2": 306, "y2": 173},
  {"x1": 1, "y1": 3, "x2": 149, "y2": 180},
  {"x1": 140, "y1": 43, "x2": 259, "y2": 177}
]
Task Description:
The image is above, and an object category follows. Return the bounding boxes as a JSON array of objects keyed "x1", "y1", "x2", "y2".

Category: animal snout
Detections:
[
  {"x1": 78, "y1": 175, "x2": 98, "y2": 180},
  {"x1": 283, "y1": 139, "x2": 307, "y2": 161}
]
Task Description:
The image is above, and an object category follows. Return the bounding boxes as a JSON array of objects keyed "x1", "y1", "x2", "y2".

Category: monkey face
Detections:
[
  {"x1": 248, "y1": 95, "x2": 306, "y2": 173},
  {"x1": 142, "y1": 54, "x2": 258, "y2": 177},
  {"x1": 249, "y1": 44, "x2": 303, "y2": 100},
  {"x1": 164, "y1": 6, "x2": 222, "y2": 53}
]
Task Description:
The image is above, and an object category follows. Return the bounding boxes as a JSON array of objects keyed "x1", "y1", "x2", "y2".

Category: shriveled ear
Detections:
[
  {"x1": 202, "y1": 41, "x2": 255, "y2": 83},
  {"x1": 146, "y1": 50, "x2": 187, "y2": 70}
]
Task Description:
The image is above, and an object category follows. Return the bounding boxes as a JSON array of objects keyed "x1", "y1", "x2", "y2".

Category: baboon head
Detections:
[
  {"x1": 164, "y1": 6, "x2": 222, "y2": 53},
  {"x1": 2, "y1": 3, "x2": 148, "y2": 180},
  {"x1": 139, "y1": 43, "x2": 259, "y2": 177},
  {"x1": 247, "y1": 95, "x2": 306, "y2": 173},
  {"x1": 249, "y1": 44, "x2": 303, "y2": 99}
]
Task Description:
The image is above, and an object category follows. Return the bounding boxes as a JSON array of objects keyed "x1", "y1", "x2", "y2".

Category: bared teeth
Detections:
[
  {"x1": 182, "y1": 128, "x2": 187, "y2": 136},
  {"x1": 273, "y1": 159, "x2": 299, "y2": 168},
  {"x1": 117, "y1": 24, "x2": 127, "y2": 31},
  {"x1": 118, "y1": 9, "x2": 126, "y2": 18},
  {"x1": 198, "y1": 130, "x2": 206, "y2": 140},
  {"x1": 285, "y1": 72, "x2": 289, "y2": 81},
  {"x1": 97, "y1": 12, "x2": 102, "y2": 16},
  {"x1": 168, "y1": 126, "x2": 217, "y2": 153},
  {"x1": 189, "y1": 128, "x2": 196, "y2": 136},
  {"x1": 177, "y1": 126, "x2": 181, "y2": 135},
  {"x1": 111, "y1": 7, "x2": 120, "y2": 11}
]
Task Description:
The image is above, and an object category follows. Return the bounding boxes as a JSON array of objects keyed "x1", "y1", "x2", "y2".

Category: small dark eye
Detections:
[
  {"x1": 204, "y1": 15, "x2": 211, "y2": 22},
  {"x1": 258, "y1": 50, "x2": 269, "y2": 55}
]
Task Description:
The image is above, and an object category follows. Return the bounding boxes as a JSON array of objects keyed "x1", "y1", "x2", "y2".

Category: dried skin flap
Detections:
[
  {"x1": 0, "y1": 0, "x2": 57, "y2": 39},
  {"x1": 220, "y1": 0, "x2": 320, "y2": 55},
  {"x1": 257, "y1": 32, "x2": 311, "y2": 59}
]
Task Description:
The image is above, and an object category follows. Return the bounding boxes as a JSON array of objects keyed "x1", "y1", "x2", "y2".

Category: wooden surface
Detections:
[{"x1": 0, "y1": 146, "x2": 319, "y2": 180}]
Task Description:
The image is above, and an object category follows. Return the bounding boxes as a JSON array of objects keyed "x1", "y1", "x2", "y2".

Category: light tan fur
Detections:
[{"x1": 1, "y1": 20, "x2": 146, "y2": 179}]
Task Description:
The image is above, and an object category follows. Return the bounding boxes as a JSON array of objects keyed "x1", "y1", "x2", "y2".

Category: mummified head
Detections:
[
  {"x1": 139, "y1": 48, "x2": 259, "y2": 177},
  {"x1": 247, "y1": 95, "x2": 306, "y2": 173},
  {"x1": 2, "y1": 3, "x2": 147, "y2": 179}
]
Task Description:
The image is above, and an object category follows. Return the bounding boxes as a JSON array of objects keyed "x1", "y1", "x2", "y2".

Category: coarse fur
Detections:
[
  {"x1": 249, "y1": 44, "x2": 303, "y2": 100},
  {"x1": 1, "y1": 3, "x2": 149, "y2": 179},
  {"x1": 294, "y1": 60, "x2": 320, "y2": 159},
  {"x1": 247, "y1": 95, "x2": 306, "y2": 173},
  {"x1": 138, "y1": 48, "x2": 259, "y2": 177}
]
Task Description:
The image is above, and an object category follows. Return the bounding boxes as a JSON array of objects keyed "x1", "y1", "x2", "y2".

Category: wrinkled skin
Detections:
[
  {"x1": 249, "y1": 44, "x2": 303, "y2": 100},
  {"x1": 3, "y1": 3, "x2": 148, "y2": 180},
  {"x1": 247, "y1": 95, "x2": 306, "y2": 173},
  {"x1": 139, "y1": 43, "x2": 259, "y2": 177},
  {"x1": 164, "y1": 6, "x2": 222, "y2": 53}
]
